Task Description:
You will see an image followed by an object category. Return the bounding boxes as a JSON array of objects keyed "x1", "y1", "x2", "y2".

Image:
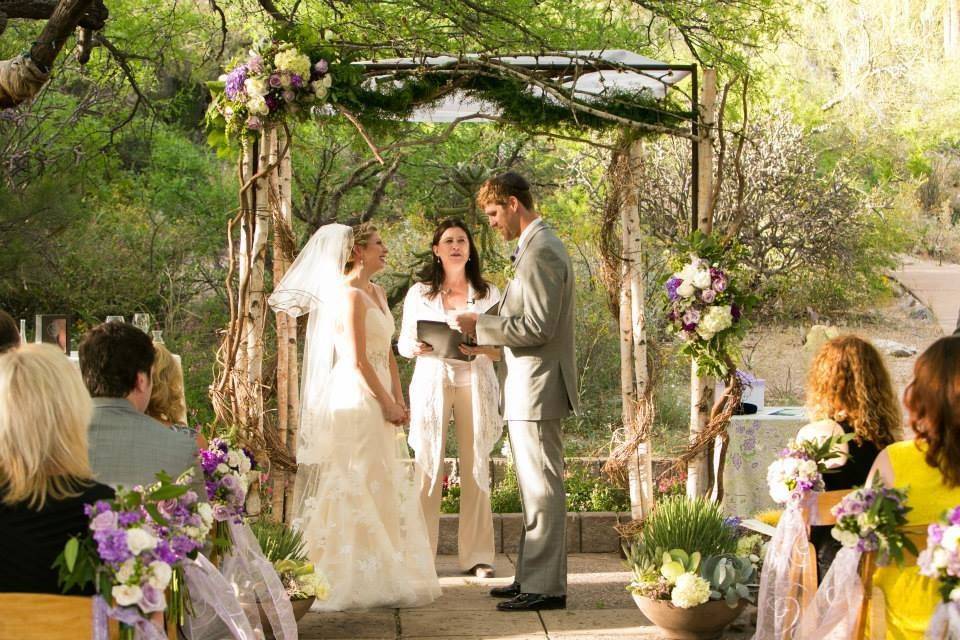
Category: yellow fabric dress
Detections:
[{"x1": 872, "y1": 440, "x2": 960, "y2": 639}]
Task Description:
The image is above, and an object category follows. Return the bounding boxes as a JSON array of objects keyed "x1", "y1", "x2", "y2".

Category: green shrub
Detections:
[
  {"x1": 440, "y1": 481, "x2": 461, "y2": 514},
  {"x1": 630, "y1": 496, "x2": 738, "y2": 564},
  {"x1": 250, "y1": 520, "x2": 308, "y2": 563}
]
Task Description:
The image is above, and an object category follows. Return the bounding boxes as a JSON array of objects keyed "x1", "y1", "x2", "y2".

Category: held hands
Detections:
[
  {"x1": 448, "y1": 311, "x2": 478, "y2": 339},
  {"x1": 381, "y1": 399, "x2": 408, "y2": 426},
  {"x1": 458, "y1": 344, "x2": 499, "y2": 360}
]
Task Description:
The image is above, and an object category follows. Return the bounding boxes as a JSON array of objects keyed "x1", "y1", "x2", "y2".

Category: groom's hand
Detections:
[{"x1": 449, "y1": 312, "x2": 478, "y2": 338}]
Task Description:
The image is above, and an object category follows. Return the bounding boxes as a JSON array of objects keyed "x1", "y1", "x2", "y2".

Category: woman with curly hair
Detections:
[
  {"x1": 865, "y1": 336, "x2": 960, "y2": 638},
  {"x1": 147, "y1": 343, "x2": 205, "y2": 448},
  {"x1": 796, "y1": 335, "x2": 902, "y2": 579}
]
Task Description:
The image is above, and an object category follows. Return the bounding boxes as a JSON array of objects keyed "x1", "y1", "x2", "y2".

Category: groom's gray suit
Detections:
[{"x1": 476, "y1": 218, "x2": 577, "y2": 596}]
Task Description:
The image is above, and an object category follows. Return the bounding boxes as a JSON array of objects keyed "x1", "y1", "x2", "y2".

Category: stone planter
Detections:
[
  {"x1": 632, "y1": 594, "x2": 746, "y2": 640},
  {"x1": 257, "y1": 596, "x2": 313, "y2": 637}
]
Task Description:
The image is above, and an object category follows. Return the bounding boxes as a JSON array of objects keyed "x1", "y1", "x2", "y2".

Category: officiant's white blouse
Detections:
[{"x1": 398, "y1": 282, "x2": 502, "y2": 493}]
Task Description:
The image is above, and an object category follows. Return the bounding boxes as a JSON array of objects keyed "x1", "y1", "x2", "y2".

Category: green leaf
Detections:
[
  {"x1": 148, "y1": 483, "x2": 188, "y2": 501},
  {"x1": 64, "y1": 537, "x2": 79, "y2": 572}
]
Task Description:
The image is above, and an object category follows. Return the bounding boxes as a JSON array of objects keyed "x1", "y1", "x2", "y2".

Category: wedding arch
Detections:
[{"x1": 205, "y1": 44, "x2": 726, "y2": 522}]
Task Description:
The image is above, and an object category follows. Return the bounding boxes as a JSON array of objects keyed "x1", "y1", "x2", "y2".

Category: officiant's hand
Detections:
[
  {"x1": 449, "y1": 312, "x2": 478, "y2": 338},
  {"x1": 412, "y1": 341, "x2": 434, "y2": 356}
]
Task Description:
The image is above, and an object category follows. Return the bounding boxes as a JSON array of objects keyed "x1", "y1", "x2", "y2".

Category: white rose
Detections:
[
  {"x1": 692, "y1": 269, "x2": 712, "y2": 289},
  {"x1": 311, "y1": 80, "x2": 328, "y2": 100},
  {"x1": 941, "y1": 526, "x2": 960, "y2": 552},
  {"x1": 184, "y1": 526, "x2": 201, "y2": 539},
  {"x1": 116, "y1": 559, "x2": 137, "y2": 583},
  {"x1": 677, "y1": 262, "x2": 699, "y2": 283},
  {"x1": 198, "y1": 502, "x2": 214, "y2": 527},
  {"x1": 322, "y1": 74, "x2": 333, "y2": 89},
  {"x1": 126, "y1": 528, "x2": 158, "y2": 555},
  {"x1": 239, "y1": 457, "x2": 252, "y2": 474},
  {"x1": 112, "y1": 584, "x2": 143, "y2": 607},
  {"x1": 148, "y1": 561, "x2": 172, "y2": 590},
  {"x1": 244, "y1": 77, "x2": 268, "y2": 97},
  {"x1": 677, "y1": 280, "x2": 696, "y2": 298},
  {"x1": 216, "y1": 463, "x2": 231, "y2": 474}
]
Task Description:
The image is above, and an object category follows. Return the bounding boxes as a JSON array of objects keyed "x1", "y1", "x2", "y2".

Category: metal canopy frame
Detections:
[{"x1": 356, "y1": 55, "x2": 701, "y2": 227}]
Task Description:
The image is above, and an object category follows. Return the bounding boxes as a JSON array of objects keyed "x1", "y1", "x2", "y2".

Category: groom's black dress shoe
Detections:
[
  {"x1": 489, "y1": 581, "x2": 521, "y2": 598},
  {"x1": 496, "y1": 593, "x2": 566, "y2": 612}
]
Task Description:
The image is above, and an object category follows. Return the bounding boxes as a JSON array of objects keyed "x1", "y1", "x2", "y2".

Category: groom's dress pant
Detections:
[
  {"x1": 508, "y1": 418, "x2": 567, "y2": 596},
  {"x1": 418, "y1": 383, "x2": 496, "y2": 571}
]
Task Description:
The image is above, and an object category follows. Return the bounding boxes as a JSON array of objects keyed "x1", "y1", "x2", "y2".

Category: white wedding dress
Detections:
[{"x1": 290, "y1": 294, "x2": 441, "y2": 611}]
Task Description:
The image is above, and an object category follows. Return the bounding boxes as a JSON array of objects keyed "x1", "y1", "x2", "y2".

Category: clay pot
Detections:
[
  {"x1": 632, "y1": 594, "x2": 746, "y2": 640},
  {"x1": 257, "y1": 596, "x2": 314, "y2": 638}
]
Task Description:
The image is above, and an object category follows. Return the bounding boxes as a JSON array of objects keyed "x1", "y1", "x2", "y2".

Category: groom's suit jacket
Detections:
[{"x1": 476, "y1": 221, "x2": 578, "y2": 422}]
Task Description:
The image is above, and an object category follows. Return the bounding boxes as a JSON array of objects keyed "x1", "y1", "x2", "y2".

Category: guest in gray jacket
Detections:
[{"x1": 79, "y1": 322, "x2": 200, "y2": 489}]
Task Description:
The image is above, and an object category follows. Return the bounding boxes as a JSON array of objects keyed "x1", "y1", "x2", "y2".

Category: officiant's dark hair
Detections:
[
  {"x1": 420, "y1": 218, "x2": 489, "y2": 301},
  {"x1": 79, "y1": 322, "x2": 155, "y2": 398},
  {"x1": 0, "y1": 310, "x2": 19, "y2": 354}
]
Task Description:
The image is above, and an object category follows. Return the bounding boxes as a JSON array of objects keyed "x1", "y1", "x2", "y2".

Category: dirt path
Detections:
[{"x1": 891, "y1": 256, "x2": 960, "y2": 336}]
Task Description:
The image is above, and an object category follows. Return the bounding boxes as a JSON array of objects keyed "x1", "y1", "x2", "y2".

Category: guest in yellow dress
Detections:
[{"x1": 868, "y1": 335, "x2": 960, "y2": 639}]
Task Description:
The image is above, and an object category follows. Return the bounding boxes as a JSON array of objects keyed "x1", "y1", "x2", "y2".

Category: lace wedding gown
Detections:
[{"x1": 291, "y1": 298, "x2": 441, "y2": 611}]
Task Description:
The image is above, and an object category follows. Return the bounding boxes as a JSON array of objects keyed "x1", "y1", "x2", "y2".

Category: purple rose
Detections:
[
  {"x1": 682, "y1": 308, "x2": 700, "y2": 325},
  {"x1": 314, "y1": 59, "x2": 329, "y2": 75},
  {"x1": 282, "y1": 90, "x2": 296, "y2": 103},
  {"x1": 929, "y1": 524, "x2": 945, "y2": 545},
  {"x1": 711, "y1": 268, "x2": 728, "y2": 292},
  {"x1": 268, "y1": 73, "x2": 283, "y2": 88},
  {"x1": 700, "y1": 289, "x2": 717, "y2": 304},
  {"x1": 264, "y1": 94, "x2": 280, "y2": 111},
  {"x1": 139, "y1": 584, "x2": 166, "y2": 613},
  {"x1": 246, "y1": 116, "x2": 262, "y2": 130},
  {"x1": 247, "y1": 55, "x2": 263, "y2": 74},
  {"x1": 221, "y1": 474, "x2": 240, "y2": 491},
  {"x1": 665, "y1": 277, "x2": 682, "y2": 302},
  {"x1": 290, "y1": 74, "x2": 303, "y2": 88},
  {"x1": 212, "y1": 504, "x2": 232, "y2": 522},
  {"x1": 90, "y1": 510, "x2": 119, "y2": 532}
]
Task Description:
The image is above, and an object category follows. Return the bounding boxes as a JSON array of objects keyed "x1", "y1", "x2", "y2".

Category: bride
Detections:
[{"x1": 268, "y1": 222, "x2": 440, "y2": 611}]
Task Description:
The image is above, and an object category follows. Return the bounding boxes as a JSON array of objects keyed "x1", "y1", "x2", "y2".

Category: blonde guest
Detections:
[
  {"x1": 147, "y1": 343, "x2": 205, "y2": 448},
  {"x1": 398, "y1": 218, "x2": 502, "y2": 579},
  {"x1": 795, "y1": 335, "x2": 901, "y2": 580},
  {"x1": 0, "y1": 344, "x2": 114, "y2": 594}
]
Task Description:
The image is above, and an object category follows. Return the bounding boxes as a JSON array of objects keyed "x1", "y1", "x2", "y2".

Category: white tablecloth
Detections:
[{"x1": 718, "y1": 406, "x2": 807, "y2": 517}]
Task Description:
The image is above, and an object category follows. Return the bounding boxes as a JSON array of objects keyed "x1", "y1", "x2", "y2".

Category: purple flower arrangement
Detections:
[
  {"x1": 830, "y1": 481, "x2": 915, "y2": 566},
  {"x1": 665, "y1": 257, "x2": 738, "y2": 343},
  {"x1": 918, "y1": 505, "x2": 960, "y2": 605},
  {"x1": 55, "y1": 474, "x2": 211, "y2": 638},
  {"x1": 210, "y1": 39, "x2": 333, "y2": 139},
  {"x1": 201, "y1": 437, "x2": 257, "y2": 525},
  {"x1": 766, "y1": 444, "x2": 824, "y2": 505}
]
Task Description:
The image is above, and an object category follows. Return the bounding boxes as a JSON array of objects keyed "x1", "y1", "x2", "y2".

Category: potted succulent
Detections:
[
  {"x1": 626, "y1": 496, "x2": 758, "y2": 640},
  {"x1": 252, "y1": 521, "x2": 330, "y2": 628}
]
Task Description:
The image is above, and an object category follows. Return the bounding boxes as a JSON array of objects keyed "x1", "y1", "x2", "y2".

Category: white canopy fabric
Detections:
[{"x1": 358, "y1": 50, "x2": 691, "y2": 124}]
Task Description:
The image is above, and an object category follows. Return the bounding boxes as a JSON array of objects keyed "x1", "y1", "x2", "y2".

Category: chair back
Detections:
[
  {"x1": 853, "y1": 523, "x2": 930, "y2": 639},
  {"x1": 0, "y1": 594, "x2": 118, "y2": 640},
  {"x1": 808, "y1": 490, "x2": 848, "y2": 527}
]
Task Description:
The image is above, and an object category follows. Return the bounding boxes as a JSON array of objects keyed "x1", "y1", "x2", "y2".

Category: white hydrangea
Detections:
[
  {"x1": 699, "y1": 305, "x2": 733, "y2": 335},
  {"x1": 670, "y1": 572, "x2": 711, "y2": 609},
  {"x1": 274, "y1": 49, "x2": 311, "y2": 79},
  {"x1": 244, "y1": 77, "x2": 269, "y2": 97},
  {"x1": 126, "y1": 528, "x2": 158, "y2": 554}
]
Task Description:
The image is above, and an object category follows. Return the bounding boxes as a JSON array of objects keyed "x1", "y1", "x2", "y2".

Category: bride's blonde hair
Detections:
[{"x1": 343, "y1": 222, "x2": 378, "y2": 273}]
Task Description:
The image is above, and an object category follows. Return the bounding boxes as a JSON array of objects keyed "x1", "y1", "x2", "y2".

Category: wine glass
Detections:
[
  {"x1": 133, "y1": 313, "x2": 151, "y2": 334},
  {"x1": 105, "y1": 315, "x2": 125, "y2": 323},
  {"x1": 151, "y1": 330, "x2": 165, "y2": 345}
]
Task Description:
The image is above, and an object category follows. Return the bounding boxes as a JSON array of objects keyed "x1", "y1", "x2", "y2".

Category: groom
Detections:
[{"x1": 453, "y1": 172, "x2": 577, "y2": 612}]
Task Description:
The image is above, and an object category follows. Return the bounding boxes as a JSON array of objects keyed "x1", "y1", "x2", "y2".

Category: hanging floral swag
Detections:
[
  {"x1": 661, "y1": 232, "x2": 758, "y2": 496},
  {"x1": 204, "y1": 27, "x2": 363, "y2": 154}
]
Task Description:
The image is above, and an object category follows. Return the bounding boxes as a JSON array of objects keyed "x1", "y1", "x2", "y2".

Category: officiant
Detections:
[{"x1": 398, "y1": 218, "x2": 502, "y2": 579}]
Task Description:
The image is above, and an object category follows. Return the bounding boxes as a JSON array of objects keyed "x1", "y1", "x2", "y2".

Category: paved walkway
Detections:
[
  {"x1": 298, "y1": 553, "x2": 754, "y2": 639},
  {"x1": 892, "y1": 256, "x2": 960, "y2": 336}
]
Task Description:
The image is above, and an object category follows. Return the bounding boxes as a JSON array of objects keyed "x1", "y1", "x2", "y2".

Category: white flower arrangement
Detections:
[{"x1": 670, "y1": 572, "x2": 712, "y2": 609}]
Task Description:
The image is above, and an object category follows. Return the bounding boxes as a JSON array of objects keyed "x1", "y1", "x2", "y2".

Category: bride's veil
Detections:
[{"x1": 268, "y1": 223, "x2": 353, "y2": 439}]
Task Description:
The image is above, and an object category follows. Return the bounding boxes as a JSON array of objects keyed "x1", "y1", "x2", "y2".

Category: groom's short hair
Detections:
[{"x1": 477, "y1": 172, "x2": 534, "y2": 211}]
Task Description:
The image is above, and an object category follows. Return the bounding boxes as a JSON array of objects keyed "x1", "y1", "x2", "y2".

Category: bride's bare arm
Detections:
[{"x1": 344, "y1": 289, "x2": 404, "y2": 422}]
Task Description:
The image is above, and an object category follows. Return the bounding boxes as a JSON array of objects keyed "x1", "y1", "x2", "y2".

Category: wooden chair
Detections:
[
  {"x1": 0, "y1": 594, "x2": 118, "y2": 640},
  {"x1": 853, "y1": 523, "x2": 929, "y2": 640},
  {"x1": 0, "y1": 593, "x2": 177, "y2": 640},
  {"x1": 786, "y1": 489, "x2": 849, "y2": 611}
]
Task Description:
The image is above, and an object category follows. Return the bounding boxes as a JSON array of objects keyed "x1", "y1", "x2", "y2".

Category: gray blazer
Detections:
[
  {"x1": 88, "y1": 398, "x2": 201, "y2": 490},
  {"x1": 476, "y1": 222, "x2": 578, "y2": 421}
]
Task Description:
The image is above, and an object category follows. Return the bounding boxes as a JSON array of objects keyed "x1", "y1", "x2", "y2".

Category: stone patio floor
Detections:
[{"x1": 298, "y1": 553, "x2": 755, "y2": 639}]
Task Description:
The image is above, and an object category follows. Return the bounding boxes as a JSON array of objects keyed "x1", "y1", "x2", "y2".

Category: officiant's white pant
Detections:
[
  {"x1": 508, "y1": 418, "x2": 567, "y2": 596},
  {"x1": 418, "y1": 383, "x2": 496, "y2": 571}
]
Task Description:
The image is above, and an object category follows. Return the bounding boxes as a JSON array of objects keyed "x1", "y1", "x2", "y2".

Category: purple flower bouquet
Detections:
[
  {"x1": 918, "y1": 505, "x2": 960, "y2": 604},
  {"x1": 201, "y1": 437, "x2": 258, "y2": 556},
  {"x1": 830, "y1": 481, "x2": 915, "y2": 566}
]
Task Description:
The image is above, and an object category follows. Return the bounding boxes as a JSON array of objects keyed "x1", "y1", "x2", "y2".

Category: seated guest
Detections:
[
  {"x1": 79, "y1": 322, "x2": 199, "y2": 489},
  {"x1": 0, "y1": 344, "x2": 114, "y2": 593},
  {"x1": 0, "y1": 310, "x2": 20, "y2": 353},
  {"x1": 147, "y1": 344, "x2": 206, "y2": 448},
  {"x1": 796, "y1": 335, "x2": 901, "y2": 580},
  {"x1": 867, "y1": 336, "x2": 960, "y2": 638}
]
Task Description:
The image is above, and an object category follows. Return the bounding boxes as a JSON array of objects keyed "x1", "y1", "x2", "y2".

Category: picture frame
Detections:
[{"x1": 35, "y1": 314, "x2": 70, "y2": 354}]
